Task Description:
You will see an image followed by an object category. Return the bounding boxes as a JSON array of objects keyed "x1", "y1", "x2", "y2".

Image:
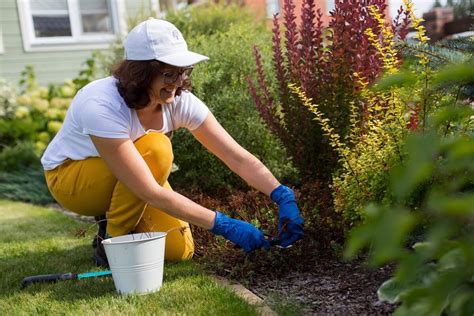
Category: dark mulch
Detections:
[
  {"x1": 182, "y1": 186, "x2": 397, "y2": 315},
  {"x1": 191, "y1": 232, "x2": 396, "y2": 315},
  {"x1": 248, "y1": 260, "x2": 396, "y2": 315}
]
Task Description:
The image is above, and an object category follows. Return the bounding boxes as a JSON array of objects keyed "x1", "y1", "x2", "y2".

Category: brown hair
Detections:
[{"x1": 112, "y1": 60, "x2": 192, "y2": 109}]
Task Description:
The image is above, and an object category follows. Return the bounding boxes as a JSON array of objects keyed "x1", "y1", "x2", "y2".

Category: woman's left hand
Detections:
[{"x1": 271, "y1": 185, "x2": 304, "y2": 248}]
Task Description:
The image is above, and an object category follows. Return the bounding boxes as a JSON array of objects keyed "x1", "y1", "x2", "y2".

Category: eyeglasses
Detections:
[{"x1": 157, "y1": 67, "x2": 193, "y2": 84}]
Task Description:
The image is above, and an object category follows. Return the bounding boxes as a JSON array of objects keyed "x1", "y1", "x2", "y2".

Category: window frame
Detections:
[
  {"x1": 17, "y1": 0, "x2": 125, "y2": 52},
  {"x1": 0, "y1": 27, "x2": 4, "y2": 54}
]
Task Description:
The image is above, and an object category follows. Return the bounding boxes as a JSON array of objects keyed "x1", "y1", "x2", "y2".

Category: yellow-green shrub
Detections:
[{"x1": 290, "y1": 1, "x2": 456, "y2": 224}]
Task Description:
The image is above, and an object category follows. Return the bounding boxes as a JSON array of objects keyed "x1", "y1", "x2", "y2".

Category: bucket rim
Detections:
[{"x1": 102, "y1": 232, "x2": 167, "y2": 245}]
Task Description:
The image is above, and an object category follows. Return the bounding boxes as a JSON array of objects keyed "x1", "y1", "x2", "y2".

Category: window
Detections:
[
  {"x1": 17, "y1": 0, "x2": 125, "y2": 52},
  {"x1": 327, "y1": 0, "x2": 335, "y2": 13},
  {"x1": 266, "y1": 0, "x2": 280, "y2": 18}
]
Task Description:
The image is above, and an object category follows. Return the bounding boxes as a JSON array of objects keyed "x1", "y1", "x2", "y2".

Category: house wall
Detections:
[
  {"x1": 244, "y1": 0, "x2": 390, "y2": 26},
  {"x1": 423, "y1": 7, "x2": 455, "y2": 41},
  {"x1": 244, "y1": 0, "x2": 332, "y2": 25},
  {"x1": 0, "y1": 0, "x2": 154, "y2": 86}
]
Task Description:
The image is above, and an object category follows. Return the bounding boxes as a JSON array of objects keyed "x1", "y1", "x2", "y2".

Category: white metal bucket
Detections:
[{"x1": 102, "y1": 232, "x2": 167, "y2": 295}]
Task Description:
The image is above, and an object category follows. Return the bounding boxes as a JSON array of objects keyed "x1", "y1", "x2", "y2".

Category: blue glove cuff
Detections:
[
  {"x1": 270, "y1": 184, "x2": 296, "y2": 204},
  {"x1": 210, "y1": 210, "x2": 226, "y2": 236}
]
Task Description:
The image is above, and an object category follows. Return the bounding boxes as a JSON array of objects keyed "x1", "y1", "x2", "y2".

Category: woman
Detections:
[{"x1": 41, "y1": 18, "x2": 304, "y2": 267}]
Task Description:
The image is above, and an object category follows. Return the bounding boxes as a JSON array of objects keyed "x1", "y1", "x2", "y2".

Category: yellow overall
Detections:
[{"x1": 44, "y1": 132, "x2": 194, "y2": 261}]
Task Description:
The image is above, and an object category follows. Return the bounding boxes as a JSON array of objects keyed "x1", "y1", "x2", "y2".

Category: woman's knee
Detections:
[
  {"x1": 164, "y1": 227, "x2": 195, "y2": 261},
  {"x1": 135, "y1": 201, "x2": 194, "y2": 260},
  {"x1": 134, "y1": 133, "x2": 173, "y2": 185}
]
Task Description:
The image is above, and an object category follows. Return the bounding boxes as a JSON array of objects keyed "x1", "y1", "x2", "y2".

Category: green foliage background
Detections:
[{"x1": 166, "y1": 4, "x2": 297, "y2": 192}]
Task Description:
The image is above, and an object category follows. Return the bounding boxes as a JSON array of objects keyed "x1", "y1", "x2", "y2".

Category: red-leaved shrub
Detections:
[{"x1": 248, "y1": 0, "x2": 410, "y2": 185}]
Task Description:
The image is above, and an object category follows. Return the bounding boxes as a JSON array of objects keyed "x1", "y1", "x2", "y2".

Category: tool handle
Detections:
[
  {"x1": 20, "y1": 272, "x2": 77, "y2": 289},
  {"x1": 77, "y1": 271, "x2": 112, "y2": 279}
]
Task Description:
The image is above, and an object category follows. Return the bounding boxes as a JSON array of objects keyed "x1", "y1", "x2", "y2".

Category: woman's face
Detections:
[{"x1": 149, "y1": 65, "x2": 193, "y2": 105}]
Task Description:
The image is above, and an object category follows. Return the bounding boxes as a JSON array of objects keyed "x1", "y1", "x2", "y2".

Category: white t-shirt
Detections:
[{"x1": 41, "y1": 76, "x2": 209, "y2": 170}]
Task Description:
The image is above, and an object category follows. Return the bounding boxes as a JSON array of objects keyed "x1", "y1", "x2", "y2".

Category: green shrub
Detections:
[
  {"x1": 166, "y1": 2, "x2": 256, "y2": 38},
  {"x1": 0, "y1": 142, "x2": 38, "y2": 172},
  {"x1": 166, "y1": 7, "x2": 297, "y2": 192},
  {"x1": 0, "y1": 167, "x2": 54, "y2": 205},
  {"x1": 344, "y1": 63, "x2": 474, "y2": 315},
  {"x1": 0, "y1": 71, "x2": 73, "y2": 203},
  {"x1": 0, "y1": 78, "x2": 40, "y2": 171},
  {"x1": 0, "y1": 68, "x2": 76, "y2": 172},
  {"x1": 77, "y1": 2, "x2": 259, "y2": 88}
]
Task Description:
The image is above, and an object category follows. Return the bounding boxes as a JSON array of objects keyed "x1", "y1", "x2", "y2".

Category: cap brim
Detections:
[{"x1": 157, "y1": 51, "x2": 209, "y2": 67}]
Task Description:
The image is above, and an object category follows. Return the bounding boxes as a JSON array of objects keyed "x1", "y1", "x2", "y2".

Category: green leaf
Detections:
[
  {"x1": 424, "y1": 222, "x2": 458, "y2": 259},
  {"x1": 371, "y1": 207, "x2": 417, "y2": 265},
  {"x1": 433, "y1": 62, "x2": 474, "y2": 86},
  {"x1": 431, "y1": 106, "x2": 474, "y2": 128},
  {"x1": 395, "y1": 253, "x2": 438, "y2": 287},
  {"x1": 378, "y1": 278, "x2": 405, "y2": 303},
  {"x1": 390, "y1": 132, "x2": 438, "y2": 201},
  {"x1": 400, "y1": 269, "x2": 466, "y2": 316},
  {"x1": 437, "y1": 248, "x2": 465, "y2": 272},
  {"x1": 372, "y1": 71, "x2": 417, "y2": 91},
  {"x1": 443, "y1": 136, "x2": 474, "y2": 163},
  {"x1": 343, "y1": 206, "x2": 376, "y2": 259},
  {"x1": 344, "y1": 204, "x2": 417, "y2": 265},
  {"x1": 447, "y1": 286, "x2": 474, "y2": 316},
  {"x1": 394, "y1": 290, "x2": 437, "y2": 316},
  {"x1": 427, "y1": 191, "x2": 474, "y2": 217}
]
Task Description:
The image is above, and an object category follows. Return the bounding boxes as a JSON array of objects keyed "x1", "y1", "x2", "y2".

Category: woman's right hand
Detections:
[{"x1": 210, "y1": 211, "x2": 270, "y2": 253}]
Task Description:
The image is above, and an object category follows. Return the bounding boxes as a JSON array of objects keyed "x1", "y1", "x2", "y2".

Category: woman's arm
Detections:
[
  {"x1": 90, "y1": 136, "x2": 216, "y2": 229},
  {"x1": 192, "y1": 113, "x2": 304, "y2": 248},
  {"x1": 90, "y1": 135, "x2": 271, "y2": 251},
  {"x1": 191, "y1": 113, "x2": 280, "y2": 196}
]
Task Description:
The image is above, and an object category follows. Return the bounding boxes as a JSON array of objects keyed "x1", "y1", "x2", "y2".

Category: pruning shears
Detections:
[
  {"x1": 264, "y1": 233, "x2": 283, "y2": 247},
  {"x1": 264, "y1": 219, "x2": 292, "y2": 249},
  {"x1": 20, "y1": 270, "x2": 112, "y2": 289}
]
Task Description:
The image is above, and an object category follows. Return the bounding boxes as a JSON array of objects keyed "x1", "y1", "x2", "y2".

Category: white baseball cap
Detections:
[{"x1": 124, "y1": 18, "x2": 209, "y2": 67}]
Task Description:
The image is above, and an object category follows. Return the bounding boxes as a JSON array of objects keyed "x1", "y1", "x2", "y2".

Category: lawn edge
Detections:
[{"x1": 213, "y1": 275, "x2": 277, "y2": 316}]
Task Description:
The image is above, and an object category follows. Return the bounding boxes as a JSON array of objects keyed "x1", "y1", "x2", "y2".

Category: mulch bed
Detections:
[
  {"x1": 247, "y1": 259, "x2": 396, "y2": 315},
  {"x1": 191, "y1": 232, "x2": 396, "y2": 315},
  {"x1": 184, "y1": 187, "x2": 397, "y2": 315}
]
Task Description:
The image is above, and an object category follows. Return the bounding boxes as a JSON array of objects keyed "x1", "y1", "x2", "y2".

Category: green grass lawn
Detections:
[{"x1": 0, "y1": 199, "x2": 260, "y2": 315}]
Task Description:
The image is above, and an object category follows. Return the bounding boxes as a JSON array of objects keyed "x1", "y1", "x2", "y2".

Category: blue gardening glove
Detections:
[
  {"x1": 210, "y1": 211, "x2": 270, "y2": 253},
  {"x1": 271, "y1": 185, "x2": 304, "y2": 247}
]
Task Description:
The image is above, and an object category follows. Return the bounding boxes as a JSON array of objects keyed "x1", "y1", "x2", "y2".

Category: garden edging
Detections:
[{"x1": 213, "y1": 276, "x2": 277, "y2": 316}]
